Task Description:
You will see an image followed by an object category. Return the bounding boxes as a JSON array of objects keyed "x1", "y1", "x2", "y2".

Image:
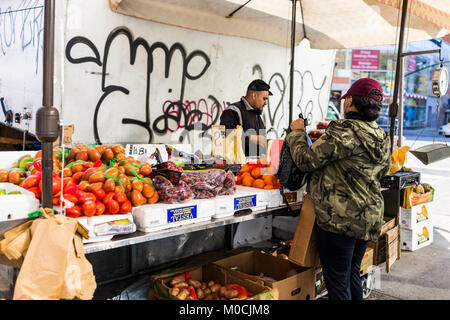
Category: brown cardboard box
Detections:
[
  {"x1": 288, "y1": 194, "x2": 320, "y2": 267},
  {"x1": 213, "y1": 250, "x2": 315, "y2": 300},
  {"x1": 148, "y1": 263, "x2": 274, "y2": 300}
]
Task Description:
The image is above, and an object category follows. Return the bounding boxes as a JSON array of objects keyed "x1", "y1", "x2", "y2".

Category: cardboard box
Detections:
[
  {"x1": 401, "y1": 221, "x2": 433, "y2": 252},
  {"x1": 371, "y1": 217, "x2": 396, "y2": 265},
  {"x1": 288, "y1": 194, "x2": 320, "y2": 268},
  {"x1": 148, "y1": 263, "x2": 274, "y2": 300},
  {"x1": 360, "y1": 247, "x2": 374, "y2": 276},
  {"x1": 213, "y1": 250, "x2": 315, "y2": 300},
  {"x1": 402, "y1": 187, "x2": 434, "y2": 209},
  {"x1": 53, "y1": 124, "x2": 74, "y2": 147},
  {"x1": 400, "y1": 202, "x2": 432, "y2": 229}
]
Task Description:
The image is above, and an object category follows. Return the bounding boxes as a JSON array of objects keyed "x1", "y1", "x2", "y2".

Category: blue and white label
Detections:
[
  {"x1": 167, "y1": 205, "x2": 197, "y2": 223},
  {"x1": 234, "y1": 195, "x2": 257, "y2": 210}
]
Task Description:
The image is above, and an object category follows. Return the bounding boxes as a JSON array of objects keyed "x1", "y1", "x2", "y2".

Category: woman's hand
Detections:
[{"x1": 290, "y1": 118, "x2": 305, "y2": 131}]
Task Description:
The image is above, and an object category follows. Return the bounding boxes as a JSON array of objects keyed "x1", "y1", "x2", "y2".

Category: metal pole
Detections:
[
  {"x1": 36, "y1": 0, "x2": 60, "y2": 209},
  {"x1": 388, "y1": 0, "x2": 409, "y2": 153},
  {"x1": 397, "y1": 57, "x2": 404, "y2": 147},
  {"x1": 289, "y1": 0, "x2": 297, "y2": 124}
]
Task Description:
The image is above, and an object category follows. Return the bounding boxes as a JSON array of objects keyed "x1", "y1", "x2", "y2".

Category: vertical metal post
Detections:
[
  {"x1": 289, "y1": 0, "x2": 297, "y2": 124},
  {"x1": 388, "y1": 0, "x2": 409, "y2": 153},
  {"x1": 397, "y1": 57, "x2": 404, "y2": 147},
  {"x1": 36, "y1": 0, "x2": 60, "y2": 209}
]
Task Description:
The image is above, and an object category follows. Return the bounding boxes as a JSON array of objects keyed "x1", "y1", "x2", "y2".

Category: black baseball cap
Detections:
[{"x1": 247, "y1": 79, "x2": 273, "y2": 96}]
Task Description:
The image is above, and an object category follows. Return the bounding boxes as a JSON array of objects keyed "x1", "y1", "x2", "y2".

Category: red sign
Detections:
[
  {"x1": 407, "y1": 55, "x2": 416, "y2": 73},
  {"x1": 351, "y1": 49, "x2": 380, "y2": 70}
]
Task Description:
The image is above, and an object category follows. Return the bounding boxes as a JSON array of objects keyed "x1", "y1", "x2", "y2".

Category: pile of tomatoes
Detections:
[{"x1": 2, "y1": 144, "x2": 159, "y2": 218}]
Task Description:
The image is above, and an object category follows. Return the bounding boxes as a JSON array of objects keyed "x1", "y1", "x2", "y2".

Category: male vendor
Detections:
[{"x1": 220, "y1": 79, "x2": 271, "y2": 157}]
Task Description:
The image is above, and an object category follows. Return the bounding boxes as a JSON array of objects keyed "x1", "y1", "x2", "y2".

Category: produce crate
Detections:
[
  {"x1": 380, "y1": 171, "x2": 420, "y2": 189},
  {"x1": 370, "y1": 217, "x2": 396, "y2": 266},
  {"x1": 132, "y1": 198, "x2": 214, "y2": 232}
]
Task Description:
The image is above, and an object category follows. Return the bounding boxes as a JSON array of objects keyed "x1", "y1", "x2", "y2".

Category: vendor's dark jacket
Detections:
[
  {"x1": 220, "y1": 97, "x2": 266, "y2": 157},
  {"x1": 286, "y1": 119, "x2": 391, "y2": 241}
]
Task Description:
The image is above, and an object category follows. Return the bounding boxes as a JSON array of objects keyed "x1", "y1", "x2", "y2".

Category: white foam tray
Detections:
[{"x1": 78, "y1": 213, "x2": 136, "y2": 243}]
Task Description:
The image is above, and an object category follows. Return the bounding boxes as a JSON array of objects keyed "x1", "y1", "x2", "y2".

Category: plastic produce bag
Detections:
[
  {"x1": 153, "y1": 176, "x2": 194, "y2": 203},
  {"x1": 181, "y1": 169, "x2": 236, "y2": 199},
  {"x1": 388, "y1": 146, "x2": 410, "y2": 175},
  {"x1": 13, "y1": 209, "x2": 96, "y2": 300}
]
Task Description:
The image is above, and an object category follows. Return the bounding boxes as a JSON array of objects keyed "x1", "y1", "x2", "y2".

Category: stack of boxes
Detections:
[{"x1": 400, "y1": 183, "x2": 434, "y2": 251}]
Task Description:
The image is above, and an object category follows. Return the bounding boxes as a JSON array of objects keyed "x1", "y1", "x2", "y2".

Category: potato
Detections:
[
  {"x1": 201, "y1": 282, "x2": 207, "y2": 290},
  {"x1": 170, "y1": 287, "x2": 180, "y2": 297},
  {"x1": 225, "y1": 289, "x2": 239, "y2": 299},
  {"x1": 188, "y1": 278, "x2": 202, "y2": 289},
  {"x1": 196, "y1": 288, "x2": 205, "y2": 300},
  {"x1": 170, "y1": 274, "x2": 186, "y2": 286},
  {"x1": 207, "y1": 280, "x2": 215, "y2": 288},
  {"x1": 173, "y1": 281, "x2": 189, "y2": 288},
  {"x1": 219, "y1": 286, "x2": 227, "y2": 297},
  {"x1": 210, "y1": 283, "x2": 221, "y2": 293},
  {"x1": 177, "y1": 288, "x2": 190, "y2": 300},
  {"x1": 204, "y1": 294, "x2": 213, "y2": 300}
]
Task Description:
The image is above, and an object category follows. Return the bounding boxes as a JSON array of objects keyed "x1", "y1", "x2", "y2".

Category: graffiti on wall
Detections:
[
  {"x1": 66, "y1": 26, "x2": 227, "y2": 144},
  {"x1": 0, "y1": 0, "x2": 44, "y2": 75},
  {"x1": 65, "y1": 26, "x2": 328, "y2": 144}
]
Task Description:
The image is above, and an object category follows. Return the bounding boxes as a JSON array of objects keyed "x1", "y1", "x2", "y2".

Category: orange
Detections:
[
  {"x1": 253, "y1": 178, "x2": 265, "y2": 189},
  {"x1": 251, "y1": 167, "x2": 261, "y2": 179},
  {"x1": 240, "y1": 164, "x2": 251, "y2": 173},
  {"x1": 262, "y1": 175, "x2": 276, "y2": 185},
  {"x1": 236, "y1": 175, "x2": 243, "y2": 184},
  {"x1": 147, "y1": 191, "x2": 159, "y2": 204},
  {"x1": 263, "y1": 185, "x2": 274, "y2": 190},
  {"x1": 242, "y1": 176, "x2": 255, "y2": 187}
]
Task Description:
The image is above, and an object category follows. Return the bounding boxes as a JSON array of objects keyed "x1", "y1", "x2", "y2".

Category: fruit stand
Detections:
[{"x1": 0, "y1": 140, "x2": 311, "y2": 300}]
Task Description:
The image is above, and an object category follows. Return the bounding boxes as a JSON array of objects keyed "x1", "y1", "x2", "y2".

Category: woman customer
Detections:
[{"x1": 286, "y1": 78, "x2": 391, "y2": 300}]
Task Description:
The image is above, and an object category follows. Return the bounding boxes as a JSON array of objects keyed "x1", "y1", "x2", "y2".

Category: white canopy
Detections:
[{"x1": 109, "y1": 0, "x2": 450, "y2": 49}]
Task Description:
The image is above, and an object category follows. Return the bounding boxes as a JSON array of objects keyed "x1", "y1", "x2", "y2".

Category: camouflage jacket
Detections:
[{"x1": 286, "y1": 119, "x2": 391, "y2": 241}]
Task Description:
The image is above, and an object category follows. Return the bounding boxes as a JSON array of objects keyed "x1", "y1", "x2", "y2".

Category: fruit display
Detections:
[
  {"x1": 167, "y1": 273, "x2": 252, "y2": 300},
  {"x1": 152, "y1": 176, "x2": 194, "y2": 204},
  {"x1": 0, "y1": 144, "x2": 159, "y2": 217},
  {"x1": 236, "y1": 160, "x2": 280, "y2": 190}
]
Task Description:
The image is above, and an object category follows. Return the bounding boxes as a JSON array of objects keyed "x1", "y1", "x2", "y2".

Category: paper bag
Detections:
[
  {"x1": 224, "y1": 125, "x2": 246, "y2": 164},
  {"x1": 0, "y1": 220, "x2": 33, "y2": 267},
  {"x1": 13, "y1": 211, "x2": 96, "y2": 300}
]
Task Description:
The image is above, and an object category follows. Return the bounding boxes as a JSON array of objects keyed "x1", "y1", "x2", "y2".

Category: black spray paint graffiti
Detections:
[
  {"x1": 0, "y1": 0, "x2": 44, "y2": 75},
  {"x1": 253, "y1": 64, "x2": 328, "y2": 138},
  {"x1": 66, "y1": 26, "x2": 224, "y2": 144}
]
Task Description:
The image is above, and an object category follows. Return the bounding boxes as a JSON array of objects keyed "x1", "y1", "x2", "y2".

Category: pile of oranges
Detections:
[{"x1": 236, "y1": 162, "x2": 280, "y2": 190}]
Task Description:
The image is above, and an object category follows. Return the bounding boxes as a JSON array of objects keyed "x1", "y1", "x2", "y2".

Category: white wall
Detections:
[
  {"x1": 0, "y1": 0, "x2": 44, "y2": 133},
  {"x1": 2, "y1": 0, "x2": 336, "y2": 147}
]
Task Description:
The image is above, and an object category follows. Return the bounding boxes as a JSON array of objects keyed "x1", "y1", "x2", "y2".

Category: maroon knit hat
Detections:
[{"x1": 339, "y1": 78, "x2": 383, "y2": 101}]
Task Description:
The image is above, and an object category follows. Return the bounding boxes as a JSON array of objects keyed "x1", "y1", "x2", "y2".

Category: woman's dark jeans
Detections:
[{"x1": 316, "y1": 226, "x2": 368, "y2": 300}]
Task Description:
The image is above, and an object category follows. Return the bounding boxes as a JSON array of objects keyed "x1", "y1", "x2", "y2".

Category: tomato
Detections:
[
  {"x1": 104, "y1": 167, "x2": 119, "y2": 179},
  {"x1": 76, "y1": 150, "x2": 89, "y2": 161},
  {"x1": 8, "y1": 171, "x2": 21, "y2": 184},
  {"x1": 142, "y1": 183, "x2": 155, "y2": 198},
  {"x1": 119, "y1": 200, "x2": 132, "y2": 214},
  {"x1": 77, "y1": 180, "x2": 90, "y2": 191},
  {"x1": 52, "y1": 177, "x2": 62, "y2": 195},
  {"x1": 140, "y1": 165, "x2": 152, "y2": 176},
  {"x1": 22, "y1": 174, "x2": 40, "y2": 189},
  {"x1": 106, "y1": 199, "x2": 120, "y2": 214},
  {"x1": 71, "y1": 171, "x2": 84, "y2": 182},
  {"x1": 92, "y1": 188, "x2": 106, "y2": 200},
  {"x1": 95, "y1": 201, "x2": 106, "y2": 216},
  {"x1": 52, "y1": 197, "x2": 60, "y2": 206},
  {"x1": 82, "y1": 200, "x2": 96, "y2": 217},
  {"x1": 71, "y1": 163, "x2": 84, "y2": 173},
  {"x1": 103, "y1": 178, "x2": 116, "y2": 193},
  {"x1": 95, "y1": 144, "x2": 107, "y2": 155},
  {"x1": 114, "y1": 191, "x2": 127, "y2": 203},
  {"x1": 132, "y1": 179, "x2": 144, "y2": 193},
  {"x1": 102, "y1": 149, "x2": 114, "y2": 162},
  {"x1": 86, "y1": 182, "x2": 104, "y2": 192},
  {"x1": 102, "y1": 192, "x2": 115, "y2": 205},
  {"x1": 0, "y1": 169, "x2": 9, "y2": 182},
  {"x1": 68, "y1": 148, "x2": 80, "y2": 160},
  {"x1": 66, "y1": 205, "x2": 82, "y2": 218},
  {"x1": 63, "y1": 194, "x2": 79, "y2": 204},
  {"x1": 88, "y1": 148, "x2": 102, "y2": 162},
  {"x1": 88, "y1": 171, "x2": 105, "y2": 184},
  {"x1": 62, "y1": 167, "x2": 72, "y2": 177},
  {"x1": 81, "y1": 167, "x2": 97, "y2": 181},
  {"x1": 131, "y1": 190, "x2": 146, "y2": 206},
  {"x1": 78, "y1": 192, "x2": 96, "y2": 203}
]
